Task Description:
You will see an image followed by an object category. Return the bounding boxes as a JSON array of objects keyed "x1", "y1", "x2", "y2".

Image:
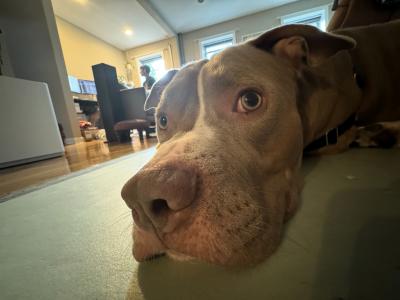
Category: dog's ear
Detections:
[
  {"x1": 250, "y1": 24, "x2": 356, "y2": 68},
  {"x1": 144, "y1": 69, "x2": 179, "y2": 111}
]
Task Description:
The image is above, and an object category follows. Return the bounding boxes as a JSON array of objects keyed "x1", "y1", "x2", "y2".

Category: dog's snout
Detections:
[{"x1": 122, "y1": 165, "x2": 197, "y2": 233}]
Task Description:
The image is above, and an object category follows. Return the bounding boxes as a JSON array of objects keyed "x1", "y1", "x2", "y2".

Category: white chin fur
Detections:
[{"x1": 167, "y1": 250, "x2": 195, "y2": 262}]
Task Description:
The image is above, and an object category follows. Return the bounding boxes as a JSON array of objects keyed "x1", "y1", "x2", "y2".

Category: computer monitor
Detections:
[{"x1": 68, "y1": 75, "x2": 81, "y2": 93}]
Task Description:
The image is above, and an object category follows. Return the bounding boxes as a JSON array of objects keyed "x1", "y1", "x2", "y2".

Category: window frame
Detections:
[
  {"x1": 135, "y1": 52, "x2": 165, "y2": 84},
  {"x1": 241, "y1": 31, "x2": 265, "y2": 43},
  {"x1": 199, "y1": 31, "x2": 236, "y2": 59},
  {"x1": 280, "y1": 5, "x2": 330, "y2": 31}
]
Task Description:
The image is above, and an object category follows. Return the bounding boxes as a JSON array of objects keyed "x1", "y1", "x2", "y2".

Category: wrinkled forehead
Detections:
[
  {"x1": 155, "y1": 60, "x2": 208, "y2": 139},
  {"x1": 199, "y1": 44, "x2": 287, "y2": 100},
  {"x1": 158, "y1": 60, "x2": 206, "y2": 110}
]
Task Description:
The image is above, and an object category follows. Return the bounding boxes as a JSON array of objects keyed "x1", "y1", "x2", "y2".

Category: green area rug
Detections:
[{"x1": 1, "y1": 148, "x2": 400, "y2": 300}]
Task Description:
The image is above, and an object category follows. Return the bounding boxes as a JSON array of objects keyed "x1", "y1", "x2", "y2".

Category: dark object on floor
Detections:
[
  {"x1": 114, "y1": 119, "x2": 150, "y2": 142},
  {"x1": 92, "y1": 64, "x2": 154, "y2": 143},
  {"x1": 114, "y1": 87, "x2": 155, "y2": 143},
  {"x1": 92, "y1": 63, "x2": 124, "y2": 143}
]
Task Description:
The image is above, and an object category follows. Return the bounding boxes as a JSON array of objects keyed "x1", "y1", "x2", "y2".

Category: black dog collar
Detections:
[
  {"x1": 303, "y1": 67, "x2": 363, "y2": 153},
  {"x1": 304, "y1": 113, "x2": 356, "y2": 153}
]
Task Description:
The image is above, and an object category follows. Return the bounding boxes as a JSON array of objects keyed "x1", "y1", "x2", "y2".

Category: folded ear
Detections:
[
  {"x1": 249, "y1": 24, "x2": 356, "y2": 68},
  {"x1": 144, "y1": 69, "x2": 179, "y2": 111}
]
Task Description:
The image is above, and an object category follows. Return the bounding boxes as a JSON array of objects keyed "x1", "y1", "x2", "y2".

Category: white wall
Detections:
[
  {"x1": 0, "y1": 0, "x2": 81, "y2": 142},
  {"x1": 182, "y1": 0, "x2": 332, "y2": 62},
  {"x1": 56, "y1": 16, "x2": 128, "y2": 81}
]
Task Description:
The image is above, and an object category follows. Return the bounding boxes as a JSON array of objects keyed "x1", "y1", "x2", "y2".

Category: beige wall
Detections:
[
  {"x1": 56, "y1": 16, "x2": 127, "y2": 81},
  {"x1": 125, "y1": 37, "x2": 181, "y2": 87},
  {"x1": 182, "y1": 0, "x2": 332, "y2": 62}
]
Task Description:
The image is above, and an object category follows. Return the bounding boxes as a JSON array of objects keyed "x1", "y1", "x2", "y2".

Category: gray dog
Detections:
[{"x1": 122, "y1": 21, "x2": 400, "y2": 266}]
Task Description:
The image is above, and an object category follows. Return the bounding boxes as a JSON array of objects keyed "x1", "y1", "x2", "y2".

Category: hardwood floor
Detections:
[{"x1": 0, "y1": 136, "x2": 157, "y2": 198}]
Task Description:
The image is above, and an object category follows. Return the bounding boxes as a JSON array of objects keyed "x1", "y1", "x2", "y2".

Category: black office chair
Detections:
[{"x1": 113, "y1": 87, "x2": 154, "y2": 142}]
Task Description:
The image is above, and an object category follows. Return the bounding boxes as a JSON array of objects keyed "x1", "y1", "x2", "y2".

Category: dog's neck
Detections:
[{"x1": 299, "y1": 51, "x2": 363, "y2": 147}]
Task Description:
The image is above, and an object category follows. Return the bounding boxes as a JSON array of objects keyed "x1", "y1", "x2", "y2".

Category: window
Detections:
[
  {"x1": 138, "y1": 54, "x2": 166, "y2": 84},
  {"x1": 68, "y1": 75, "x2": 81, "y2": 93},
  {"x1": 242, "y1": 31, "x2": 265, "y2": 43},
  {"x1": 200, "y1": 32, "x2": 235, "y2": 59},
  {"x1": 280, "y1": 6, "x2": 329, "y2": 31}
]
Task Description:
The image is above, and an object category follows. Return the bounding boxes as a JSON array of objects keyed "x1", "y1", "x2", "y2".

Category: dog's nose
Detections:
[{"x1": 121, "y1": 165, "x2": 197, "y2": 233}]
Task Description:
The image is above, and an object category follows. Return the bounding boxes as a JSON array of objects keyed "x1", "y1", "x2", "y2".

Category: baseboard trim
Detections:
[
  {"x1": 0, "y1": 152, "x2": 64, "y2": 169},
  {"x1": 64, "y1": 136, "x2": 84, "y2": 145}
]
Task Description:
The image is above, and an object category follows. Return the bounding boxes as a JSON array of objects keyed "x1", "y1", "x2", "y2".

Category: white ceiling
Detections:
[
  {"x1": 149, "y1": 0, "x2": 298, "y2": 33},
  {"x1": 51, "y1": 0, "x2": 298, "y2": 50},
  {"x1": 51, "y1": 0, "x2": 171, "y2": 50}
]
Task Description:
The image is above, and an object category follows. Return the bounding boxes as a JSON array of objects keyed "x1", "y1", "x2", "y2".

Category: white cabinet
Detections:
[{"x1": 0, "y1": 76, "x2": 64, "y2": 168}]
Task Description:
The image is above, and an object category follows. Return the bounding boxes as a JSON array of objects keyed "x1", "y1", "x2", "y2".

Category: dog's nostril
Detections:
[{"x1": 151, "y1": 199, "x2": 170, "y2": 216}]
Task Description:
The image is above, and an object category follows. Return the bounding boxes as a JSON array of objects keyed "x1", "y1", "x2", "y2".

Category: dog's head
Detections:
[{"x1": 121, "y1": 25, "x2": 356, "y2": 266}]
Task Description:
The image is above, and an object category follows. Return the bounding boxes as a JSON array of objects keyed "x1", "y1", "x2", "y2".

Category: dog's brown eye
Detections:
[
  {"x1": 237, "y1": 91, "x2": 262, "y2": 112},
  {"x1": 159, "y1": 115, "x2": 168, "y2": 130}
]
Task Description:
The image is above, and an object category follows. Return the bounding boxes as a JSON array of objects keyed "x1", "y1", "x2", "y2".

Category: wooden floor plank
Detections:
[{"x1": 0, "y1": 136, "x2": 157, "y2": 197}]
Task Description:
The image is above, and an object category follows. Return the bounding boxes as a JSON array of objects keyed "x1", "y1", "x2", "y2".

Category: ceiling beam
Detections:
[{"x1": 137, "y1": 0, "x2": 176, "y2": 37}]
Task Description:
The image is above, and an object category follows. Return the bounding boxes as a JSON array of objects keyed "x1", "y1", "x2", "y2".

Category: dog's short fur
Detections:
[{"x1": 121, "y1": 21, "x2": 400, "y2": 266}]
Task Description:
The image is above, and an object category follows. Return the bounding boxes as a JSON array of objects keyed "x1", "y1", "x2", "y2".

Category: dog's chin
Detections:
[
  {"x1": 131, "y1": 194, "x2": 286, "y2": 267},
  {"x1": 132, "y1": 226, "x2": 193, "y2": 262},
  {"x1": 132, "y1": 225, "x2": 279, "y2": 267},
  {"x1": 132, "y1": 226, "x2": 166, "y2": 262}
]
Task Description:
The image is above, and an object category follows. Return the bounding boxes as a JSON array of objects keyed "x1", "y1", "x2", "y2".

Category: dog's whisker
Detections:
[
  {"x1": 285, "y1": 234, "x2": 309, "y2": 252},
  {"x1": 117, "y1": 236, "x2": 133, "y2": 259},
  {"x1": 120, "y1": 223, "x2": 133, "y2": 236},
  {"x1": 108, "y1": 211, "x2": 132, "y2": 227}
]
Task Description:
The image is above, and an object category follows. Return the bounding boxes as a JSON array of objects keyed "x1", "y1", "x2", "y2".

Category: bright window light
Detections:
[
  {"x1": 200, "y1": 32, "x2": 236, "y2": 59},
  {"x1": 138, "y1": 54, "x2": 166, "y2": 84},
  {"x1": 280, "y1": 6, "x2": 329, "y2": 31}
]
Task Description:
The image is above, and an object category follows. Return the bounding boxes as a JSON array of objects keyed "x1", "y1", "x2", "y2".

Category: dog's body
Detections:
[
  {"x1": 335, "y1": 22, "x2": 400, "y2": 150},
  {"x1": 336, "y1": 23, "x2": 400, "y2": 124},
  {"x1": 122, "y1": 21, "x2": 400, "y2": 266}
]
